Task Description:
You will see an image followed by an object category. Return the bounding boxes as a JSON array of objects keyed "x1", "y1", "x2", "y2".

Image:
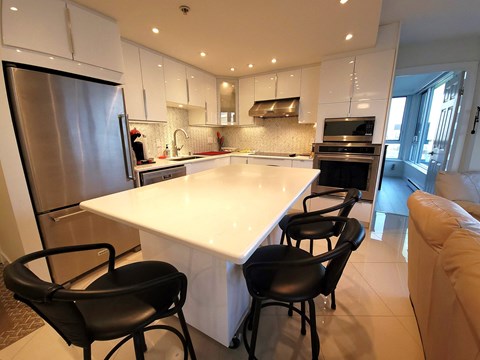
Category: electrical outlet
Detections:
[{"x1": 208, "y1": 137, "x2": 213, "y2": 144}]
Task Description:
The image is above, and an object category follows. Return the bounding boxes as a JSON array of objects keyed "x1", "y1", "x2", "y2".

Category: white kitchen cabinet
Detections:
[
  {"x1": 68, "y1": 3, "x2": 123, "y2": 72},
  {"x1": 298, "y1": 66, "x2": 321, "y2": 124},
  {"x1": 318, "y1": 57, "x2": 355, "y2": 104},
  {"x1": 292, "y1": 159, "x2": 313, "y2": 169},
  {"x1": 138, "y1": 48, "x2": 167, "y2": 122},
  {"x1": 2, "y1": 0, "x2": 71, "y2": 59},
  {"x1": 230, "y1": 156, "x2": 248, "y2": 164},
  {"x1": 247, "y1": 157, "x2": 292, "y2": 167},
  {"x1": 164, "y1": 58, "x2": 188, "y2": 105},
  {"x1": 254, "y1": 74, "x2": 277, "y2": 101},
  {"x1": 121, "y1": 42, "x2": 167, "y2": 122},
  {"x1": 276, "y1": 69, "x2": 301, "y2": 99},
  {"x1": 238, "y1": 77, "x2": 255, "y2": 126},
  {"x1": 205, "y1": 74, "x2": 218, "y2": 125},
  {"x1": 352, "y1": 50, "x2": 396, "y2": 102},
  {"x1": 315, "y1": 102, "x2": 351, "y2": 142},
  {"x1": 186, "y1": 66, "x2": 205, "y2": 108},
  {"x1": 186, "y1": 157, "x2": 229, "y2": 174},
  {"x1": 121, "y1": 42, "x2": 145, "y2": 120},
  {"x1": 2, "y1": 0, "x2": 123, "y2": 73}
]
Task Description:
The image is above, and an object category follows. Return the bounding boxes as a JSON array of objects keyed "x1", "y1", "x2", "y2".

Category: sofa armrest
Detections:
[{"x1": 455, "y1": 201, "x2": 480, "y2": 221}]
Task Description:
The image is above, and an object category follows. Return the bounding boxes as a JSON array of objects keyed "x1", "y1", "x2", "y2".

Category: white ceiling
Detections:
[
  {"x1": 392, "y1": 72, "x2": 445, "y2": 97},
  {"x1": 74, "y1": 0, "x2": 480, "y2": 77}
]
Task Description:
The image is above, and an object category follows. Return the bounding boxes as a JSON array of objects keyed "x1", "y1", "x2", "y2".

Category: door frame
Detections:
[{"x1": 395, "y1": 61, "x2": 478, "y2": 172}]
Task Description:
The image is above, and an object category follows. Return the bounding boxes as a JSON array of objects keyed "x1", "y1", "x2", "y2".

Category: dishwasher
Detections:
[{"x1": 139, "y1": 165, "x2": 187, "y2": 186}]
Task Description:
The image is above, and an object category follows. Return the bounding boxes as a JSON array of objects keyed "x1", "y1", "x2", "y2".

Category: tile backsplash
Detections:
[{"x1": 129, "y1": 109, "x2": 316, "y2": 158}]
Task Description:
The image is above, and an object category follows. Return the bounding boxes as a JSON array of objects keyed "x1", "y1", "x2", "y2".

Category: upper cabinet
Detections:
[
  {"x1": 205, "y1": 74, "x2": 218, "y2": 125},
  {"x1": 238, "y1": 77, "x2": 255, "y2": 126},
  {"x1": 254, "y1": 69, "x2": 301, "y2": 101},
  {"x1": 318, "y1": 57, "x2": 355, "y2": 103},
  {"x1": 164, "y1": 58, "x2": 188, "y2": 105},
  {"x1": 298, "y1": 66, "x2": 321, "y2": 124},
  {"x1": 121, "y1": 42, "x2": 167, "y2": 122},
  {"x1": 186, "y1": 66, "x2": 206, "y2": 108},
  {"x1": 189, "y1": 73, "x2": 219, "y2": 126},
  {"x1": 2, "y1": 0, "x2": 123, "y2": 73}
]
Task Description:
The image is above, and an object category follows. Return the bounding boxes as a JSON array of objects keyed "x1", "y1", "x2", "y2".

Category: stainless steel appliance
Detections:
[
  {"x1": 312, "y1": 142, "x2": 381, "y2": 201},
  {"x1": 323, "y1": 116, "x2": 375, "y2": 142},
  {"x1": 5, "y1": 64, "x2": 139, "y2": 284},
  {"x1": 140, "y1": 165, "x2": 186, "y2": 186}
]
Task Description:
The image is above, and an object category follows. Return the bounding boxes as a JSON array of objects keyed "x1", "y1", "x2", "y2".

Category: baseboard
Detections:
[{"x1": 406, "y1": 178, "x2": 422, "y2": 192}]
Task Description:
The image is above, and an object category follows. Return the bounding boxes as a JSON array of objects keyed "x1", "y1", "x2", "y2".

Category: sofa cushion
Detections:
[
  {"x1": 440, "y1": 228, "x2": 480, "y2": 345},
  {"x1": 407, "y1": 191, "x2": 480, "y2": 250},
  {"x1": 435, "y1": 171, "x2": 480, "y2": 203}
]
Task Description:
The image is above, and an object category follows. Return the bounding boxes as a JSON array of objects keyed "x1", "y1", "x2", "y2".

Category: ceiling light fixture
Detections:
[
  {"x1": 230, "y1": 67, "x2": 235, "y2": 72},
  {"x1": 200, "y1": 51, "x2": 206, "y2": 57},
  {"x1": 340, "y1": 0, "x2": 348, "y2": 4},
  {"x1": 345, "y1": 33, "x2": 353, "y2": 40},
  {"x1": 10, "y1": 6, "x2": 18, "y2": 11},
  {"x1": 152, "y1": 27, "x2": 159, "y2": 34},
  {"x1": 248, "y1": 64, "x2": 254, "y2": 68},
  {"x1": 271, "y1": 58, "x2": 277, "y2": 64},
  {"x1": 179, "y1": 5, "x2": 190, "y2": 15}
]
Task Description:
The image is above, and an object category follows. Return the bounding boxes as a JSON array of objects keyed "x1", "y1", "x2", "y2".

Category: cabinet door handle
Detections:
[
  {"x1": 186, "y1": 78, "x2": 190, "y2": 104},
  {"x1": 205, "y1": 101, "x2": 208, "y2": 123},
  {"x1": 64, "y1": 6, "x2": 75, "y2": 57},
  {"x1": 143, "y1": 89, "x2": 148, "y2": 119}
]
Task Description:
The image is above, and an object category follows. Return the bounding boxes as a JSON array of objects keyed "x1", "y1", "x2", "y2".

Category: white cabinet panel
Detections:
[
  {"x1": 352, "y1": 49, "x2": 395, "y2": 101},
  {"x1": 254, "y1": 74, "x2": 276, "y2": 101},
  {"x1": 239, "y1": 77, "x2": 255, "y2": 126},
  {"x1": 68, "y1": 3, "x2": 123, "y2": 72},
  {"x1": 186, "y1": 158, "x2": 229, "y2": 174},
  {"x1": 205, "y1": 74, "x2": 218, "y2": 125},
  {"x1": 299, "y1": 66, "x2": 321, "y2": 124},
  {"x1": 121, "y1": 42, "x2": 144, "y2": 120},
  {"x1": 318, "y1": 57, "x2": 355, "y2": 103},
  {"x1": 2, "y1": 0, "x2": 71, "y2": 59},
  {"x1": 315, "y1": 102, "x2": 350, "y2": 142},
  {"x1": 276, "y1": 69, "x2": 301, "y2": 99},
  {"x1": 186, "y1": 66, "x2": 205, "y2": 107},
  {"x1": 247, "y1": 157, "x2": 292, "y2": 167},
  {"x1": 230, "y1": 156, "x2": 248, "y2": 164},
  {"x1": 350, "y1": 99, "x2": 388, "y2": 144},
  {"x1": 164, "y1": 58, "x2": 188, "y2": 105},
  {"x1": 139, "y1": 48, "x2": 167, "y2": 122},
  {"x1": 292, "y1": 159, "x2": 313, "y2": 169}
]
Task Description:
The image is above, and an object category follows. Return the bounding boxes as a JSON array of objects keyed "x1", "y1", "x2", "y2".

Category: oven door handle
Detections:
[{"x1": 316, "y1": 155, "x2": 376, "y2": 163}]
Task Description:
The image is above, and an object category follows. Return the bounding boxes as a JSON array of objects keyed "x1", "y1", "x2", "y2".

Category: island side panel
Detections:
[{"x1": 139, "y1": 230, "x2": 249, "y2": 347}]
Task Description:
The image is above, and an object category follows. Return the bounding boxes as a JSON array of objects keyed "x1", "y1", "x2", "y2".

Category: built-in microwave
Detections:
[{"x1": 323, "y1": 116, "x2": 375, "y2": 142}]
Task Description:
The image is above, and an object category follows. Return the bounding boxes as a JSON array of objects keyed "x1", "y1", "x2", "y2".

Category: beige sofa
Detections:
[
  {"x1": 435, "y1": 171, "x2": 480, "y2": 221},
  {"x1": 407, "y1": 191, "x2": 480, "y2": 359}
]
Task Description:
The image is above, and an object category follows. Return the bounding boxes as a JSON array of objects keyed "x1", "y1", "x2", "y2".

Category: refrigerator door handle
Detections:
[
  {"x1": 51, "y1": 210, "x2": 86, "y2": 222},
  {"x1": 118, "y1": 114, "x2": 135, "y2": 181}
]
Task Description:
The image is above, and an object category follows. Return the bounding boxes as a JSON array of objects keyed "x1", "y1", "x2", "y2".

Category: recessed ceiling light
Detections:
[
  {"x1": 15, "y1": 49, "x2": 21, "y2": 53},
  {"x1": 271, "y1": 58, "x2": 277, "y2": 64},
  {"x1": 345, "y1": 33, "x2": 353, "y2": 40},
  {"x1": 10, "y1": 6, "x2": 18, "y2": 11},
  {"x1": 49, "y1": 56, "x2": 54, "y2": 60},
  {"x1": 248, "y1": 64, "x2": 254, "y2": 68},
  {"x1": 230, "y1": 67, "x2": 235, "y2": 72},
  {"x1": 200, "y1": 52, "x2": 207, "y2": 57},
  {"x1": 152, "y1": 27, "x2": 159, "y2": 34},
  {"x1": 178, "y1": 104, "x2": 184, "y2": 108},
  {"x1": 157, "y1": 64, "x2": 162, "y2": 67},
  {"x1": 340, "y1": 0, "x2": 348, "y2": 4}
]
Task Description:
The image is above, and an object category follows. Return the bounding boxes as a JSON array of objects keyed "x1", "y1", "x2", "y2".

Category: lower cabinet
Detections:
[
  {"x1": 186, "y1": 157, "x2": 230, "y2": 175},
  {"x1": 247, "y1": 157, "x2": 293, "y2": 167},
  {"x1": 230, "y1": 156, "x2": 248, "y2": 164}
]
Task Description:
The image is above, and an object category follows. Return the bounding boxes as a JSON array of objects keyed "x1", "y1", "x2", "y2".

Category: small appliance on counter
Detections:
[{"x1": 130, "y1": 128, "x2": 154, "y2": 164}]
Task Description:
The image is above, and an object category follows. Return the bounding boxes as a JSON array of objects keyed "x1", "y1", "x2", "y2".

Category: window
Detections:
[{"x1": 385, "y1": 97, "x2": 407, "y2": 159}]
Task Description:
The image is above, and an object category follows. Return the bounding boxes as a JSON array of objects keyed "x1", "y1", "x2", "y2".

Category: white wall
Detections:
[{"x1": 396, "y1": 36, "x2": 480, "y2": 171}]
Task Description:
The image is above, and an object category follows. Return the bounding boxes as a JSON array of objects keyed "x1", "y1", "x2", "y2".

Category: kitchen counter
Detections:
[
  {"x1": 80, "y1": 164, "x2": 319, "y2": 347},
  {"x1": 134, "y1": 152, "x2": 312, "y2": 173}
]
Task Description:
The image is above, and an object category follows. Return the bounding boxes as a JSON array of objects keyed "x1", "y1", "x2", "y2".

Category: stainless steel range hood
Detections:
[{"x1": 248, "y1": 97, "x2": 299, "y2": 118}]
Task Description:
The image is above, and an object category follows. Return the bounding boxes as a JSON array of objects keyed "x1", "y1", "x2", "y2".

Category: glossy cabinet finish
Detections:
[
  {"x1": 2, "y1": 0, "x2": 71, "y2": 59},
  {"x1": 68, "y1": 3, "x2": 123, "y2": 72},
  {"x1": 248, "y1": 157, "x2": 293, "y2": 167},
  {"x1": 186, "y1": 66, "x2": 205, "y2": 107},
  {"x1": 254, "y1": 74, "x2": 277, "y2": 101},
  {"x1": 205, "y1": 74, "x2": 218, "y2": 125},
  {"x1": 238, "y1": 77, "x2": 255, "y2": 125},
  {"x1": 276, "y1": 69, "x2": 301, "y2": 99},
  {"x1": 164, "y1": 57, "x2": 188, "y2": 105},
  {"x1": 121, "y1": 42, "x2": 167, "y2": 122},
  {"x1": 350, "y1": 99, "x2": 389, "y2": 144},
  {"x1": 298, "y1": 66, "x2": 321, "y2": 124},
  {"x1": 318, "y1": 57, "x2": 355, "y2": 103}
]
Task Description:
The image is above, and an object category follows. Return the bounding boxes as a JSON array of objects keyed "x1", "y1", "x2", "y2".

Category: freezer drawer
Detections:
[{"x1": 37, "y1": 206, "x2": 140, "y2": 284}]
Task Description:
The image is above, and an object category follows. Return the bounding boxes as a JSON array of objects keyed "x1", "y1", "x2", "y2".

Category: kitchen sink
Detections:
[{"x1": 169, "y1": 156, "x2": 205, "y2": 161}]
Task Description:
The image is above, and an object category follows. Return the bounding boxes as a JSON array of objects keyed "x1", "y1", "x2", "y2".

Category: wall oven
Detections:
[{"x1": 312, "y1": 142, "x2": 381, "y2": 201}]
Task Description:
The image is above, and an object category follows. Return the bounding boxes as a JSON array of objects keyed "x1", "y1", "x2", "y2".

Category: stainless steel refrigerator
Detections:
[{"x1": 5, "y1": 65, "x2": 140, "y2": 284}]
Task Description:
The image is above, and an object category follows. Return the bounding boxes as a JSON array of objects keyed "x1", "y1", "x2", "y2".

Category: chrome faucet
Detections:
[{"x1": 172, "y1": 128, "x2": 189, "y2": 157}]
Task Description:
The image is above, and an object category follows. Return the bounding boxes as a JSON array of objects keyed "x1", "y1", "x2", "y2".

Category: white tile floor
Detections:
[{"x1": 0, "y1": 212, "x2": 424, "y2": 360}]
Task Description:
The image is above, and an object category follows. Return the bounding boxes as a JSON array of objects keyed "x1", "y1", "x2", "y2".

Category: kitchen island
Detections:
[{"x1": 80, "y1": 164, "x2": 319, "y2": 347}]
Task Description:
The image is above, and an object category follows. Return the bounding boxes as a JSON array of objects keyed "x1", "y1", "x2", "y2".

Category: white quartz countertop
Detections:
[
  {"x1": 134, "y1": 153, "x2": 312, "y2": 173},
  {"x1": 81, "y1": 164, "x2": 319, "y2": 264}
]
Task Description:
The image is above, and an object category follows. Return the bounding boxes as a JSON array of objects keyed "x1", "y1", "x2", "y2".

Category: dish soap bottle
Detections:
[{"x1": 163, "y1": 144, "x2": 170, "y2": 158}]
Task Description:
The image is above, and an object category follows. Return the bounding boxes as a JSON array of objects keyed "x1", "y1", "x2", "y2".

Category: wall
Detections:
[
  {"x1": 396, "y1": 36, "x2": 480, "y2": 171},
  {"x1": 383, "y1": 159, "x2": 404, "y2": 177}
]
